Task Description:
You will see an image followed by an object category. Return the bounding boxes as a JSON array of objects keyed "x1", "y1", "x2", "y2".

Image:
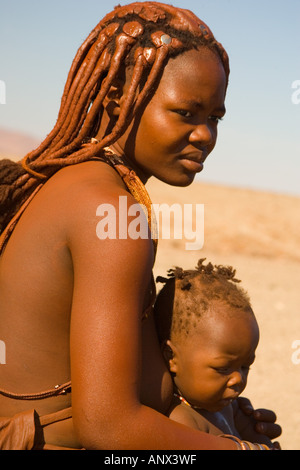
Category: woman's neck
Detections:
[{"x1": 108, "y1": 143, "x2": 150, "y2": 185}]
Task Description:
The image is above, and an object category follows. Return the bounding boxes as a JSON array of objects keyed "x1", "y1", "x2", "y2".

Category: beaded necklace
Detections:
[{"x1": 174, "y1": 392, "x2": 202, "y2": 410}]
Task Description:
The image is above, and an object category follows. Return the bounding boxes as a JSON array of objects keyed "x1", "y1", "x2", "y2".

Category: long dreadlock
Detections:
[{"x1": 0, "y1": 2, "x2": 229, "y2": 236}]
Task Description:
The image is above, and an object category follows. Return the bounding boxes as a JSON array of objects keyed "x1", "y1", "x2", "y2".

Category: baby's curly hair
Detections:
[{"x1": 154, "y1": 259, "x2": 253, "y2": 343}]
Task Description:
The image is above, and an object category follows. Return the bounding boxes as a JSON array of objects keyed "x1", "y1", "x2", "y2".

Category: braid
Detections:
[
  {"x1": 0, "y1": 2, "x2": 229, "y2": 236},
  {"x1": 0, "y1": 160, "x2": 34, "y2": 234}
]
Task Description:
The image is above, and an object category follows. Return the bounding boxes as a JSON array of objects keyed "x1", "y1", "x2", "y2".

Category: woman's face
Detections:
[{"x1": 113, "y1": 47, "x2": 227, "y2": 186}]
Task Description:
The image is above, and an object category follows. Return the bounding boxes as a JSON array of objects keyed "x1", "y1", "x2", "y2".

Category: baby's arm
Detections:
[
  {"x1": 168, "y1": 404, "x2": 210, "y2": 432},
  {"x1": 168, "y1": 403, "x2": 227, "y2": 436}
]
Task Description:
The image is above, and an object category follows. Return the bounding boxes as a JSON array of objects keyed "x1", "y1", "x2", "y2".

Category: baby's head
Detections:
[{"x1": 154, "y1": 259, "x2": 259, "y2": 412}]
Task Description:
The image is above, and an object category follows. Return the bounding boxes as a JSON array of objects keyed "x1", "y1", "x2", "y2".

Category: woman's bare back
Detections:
[{"x1": 0, "y1": 161, "x2": 173, "y2": 447}]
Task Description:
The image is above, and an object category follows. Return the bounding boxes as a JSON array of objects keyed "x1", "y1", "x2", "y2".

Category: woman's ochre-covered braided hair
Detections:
[
  {"x1": 154, "y1": 259, "x2": 253, "y2": 342},
  {"x1": 0, "y1": 2, "x2": 229, "y2": 235}
]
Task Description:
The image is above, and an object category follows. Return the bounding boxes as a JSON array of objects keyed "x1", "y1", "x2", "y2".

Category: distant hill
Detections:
[{"x1": 0, "y1": 127, "x2": 41, "y2": 161}]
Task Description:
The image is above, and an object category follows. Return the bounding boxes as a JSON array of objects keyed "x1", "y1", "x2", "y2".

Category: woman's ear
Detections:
[
  {"x1": 162, "y1": 339, "x2": 178, "y2": 374},
  {"x1": 102, "y1": 78, "x2": 125, "y2": 117}
]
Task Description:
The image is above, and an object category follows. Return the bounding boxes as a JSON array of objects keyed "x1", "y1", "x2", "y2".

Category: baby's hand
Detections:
[{"x1": 237, "y1": 397, "x2": 281, "y2": 449}]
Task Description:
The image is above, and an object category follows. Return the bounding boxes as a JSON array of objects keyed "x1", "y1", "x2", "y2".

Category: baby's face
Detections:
[{"x1": 169, "y1": 305, "x2": 259, "y2": 412}]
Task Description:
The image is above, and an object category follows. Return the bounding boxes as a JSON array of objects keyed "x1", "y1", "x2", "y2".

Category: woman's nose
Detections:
[{"x1": 189, "y1": 124, "x2": 214, "y2": 147}]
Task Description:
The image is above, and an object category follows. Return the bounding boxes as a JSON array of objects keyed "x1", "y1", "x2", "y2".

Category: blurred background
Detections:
[{"x1": 1, "y1": 0, "x2": 300, "y2": 450}]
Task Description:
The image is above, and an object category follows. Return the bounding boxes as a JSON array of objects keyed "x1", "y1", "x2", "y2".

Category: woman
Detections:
[{"x1": 0, "y1": 2, "x2": 280, "y2": 449}]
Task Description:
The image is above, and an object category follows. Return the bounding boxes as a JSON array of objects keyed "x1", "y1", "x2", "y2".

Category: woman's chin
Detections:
[{"x1": 155, "y1": 173, "x2": 197, "y2": 187}]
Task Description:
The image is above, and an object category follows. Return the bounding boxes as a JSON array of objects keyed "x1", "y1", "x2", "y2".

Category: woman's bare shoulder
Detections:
[
  {"x1": 44, "y1": 161, "x2": 126, "y2": 202},
  {"x1": 47, "y1": 160, "x2": 154, "y2": 273},
  {"x1": 36, "y1": 161, "x2": 132, "y2": 234}
]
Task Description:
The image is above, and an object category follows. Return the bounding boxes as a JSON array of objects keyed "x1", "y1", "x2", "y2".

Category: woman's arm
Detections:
[{"x1": 66, "y1": 177, "x2": 237, "y2": 450}]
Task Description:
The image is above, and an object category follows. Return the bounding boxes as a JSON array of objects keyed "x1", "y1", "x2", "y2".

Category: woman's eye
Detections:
[
  {"x1": 209, "y1": 115, "x2": 224, "y2": 123},
  {"x1": 175, "y1": 109, "x2": 193, "y2": 118}
]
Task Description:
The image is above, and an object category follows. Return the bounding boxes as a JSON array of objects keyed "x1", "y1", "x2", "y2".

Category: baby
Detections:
[{"x1": 154, "y1": 259, "x2": 274, "y2": 447}]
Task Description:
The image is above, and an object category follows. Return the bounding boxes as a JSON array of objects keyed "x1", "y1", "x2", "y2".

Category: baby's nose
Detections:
[{"x1": 227, "y1": 370, "x2": 246, "y2": 390}]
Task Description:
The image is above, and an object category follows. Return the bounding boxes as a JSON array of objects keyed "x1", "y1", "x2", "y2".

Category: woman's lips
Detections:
[
  {"x1": 179, "y1": 158, "x2": 204, "y2": 173},
  {"x1": 178, "y1": 151, "x2": 207, "y2": 173}
]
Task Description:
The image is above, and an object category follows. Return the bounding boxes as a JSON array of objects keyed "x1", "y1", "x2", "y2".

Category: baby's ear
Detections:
[{"x1": 162, "y1": 339, "x2": 178, "y2": 374}]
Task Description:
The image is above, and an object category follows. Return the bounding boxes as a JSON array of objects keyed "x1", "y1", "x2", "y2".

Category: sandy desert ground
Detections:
[{"x1": 1, "y1": 129, "x2": 300, "y2": 450}]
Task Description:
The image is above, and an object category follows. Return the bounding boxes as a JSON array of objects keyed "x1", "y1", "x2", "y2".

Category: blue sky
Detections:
[{"x1": 0, "y1": 0, "x2": 299, "y2": 195}]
